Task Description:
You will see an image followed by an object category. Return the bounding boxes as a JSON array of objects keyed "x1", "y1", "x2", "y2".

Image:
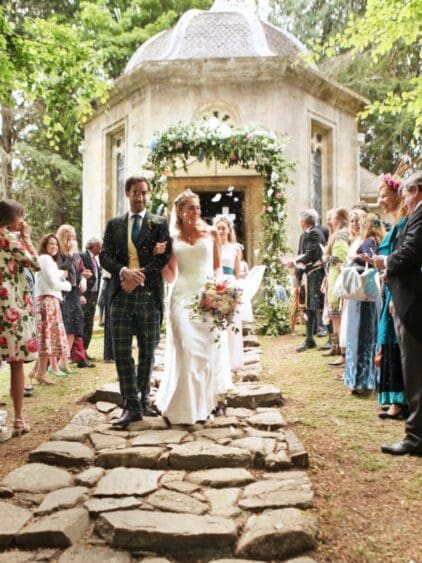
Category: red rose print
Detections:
[
  {"x1": 0, "y1": 238, "x2": 10, "y2": 250},
  {"x1": 26, "y1": 338, "x2": 39, "y2": 353},
  {"x1": 6, "y1": 262, "x2": 16, "y2": 276},
  {"x1": 0, "y1": 336, "x2": 8, "y2": 347},
  {"x1": 5, "y1": 308, "x2": 21, "y2": 323},
  {"x1": 0, "y1": 286, "x2": 8, "y2": 299}
]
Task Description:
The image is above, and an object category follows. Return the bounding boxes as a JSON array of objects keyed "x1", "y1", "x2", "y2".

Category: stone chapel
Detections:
[{"x1": 82, "y1": 0, "x2": 378, "y2": 263}]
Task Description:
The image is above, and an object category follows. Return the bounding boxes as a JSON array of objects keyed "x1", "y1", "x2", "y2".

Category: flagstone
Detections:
[
  {"x1": 226, "y1": 384, "x2": 282, "y2": 409},
  {"x1": 2, "y1": 463, "x2": 73, "y2": 494},
  {"x1": 51, "y1": 424, "x2": 92, "y2": 443},
  {"x1": 90, "y1": 432, "x2": 127, "y2": 451},
  {"x1": 84, "y1": 496, "x2": 142, "y2": 515},
  {"x1": 236, "y1": 508, "x2": 317, "y2": 560},
  {"x1": 75, "y1": 467, "x2": 105, "y2": 487},
  {"x1": 186, "y1": 468, "x2": 255, "y2": 488},
  {"x1": 169, "y1": 442, "x2": 252, "y2": 470},
  {"x1": 95, "y1": 447, "x2": 165, "y2": 469},
  {"x1": 16, "y1": 507, "x2": 90, "y2": 548},
  {"x1": 0, "y1": 502, "x2": 32, "y2": 547},
  {"x1": 29, "y1": 441, "x2": 94, "y2": 467},
  {"x1": 146, "y1": 488, "x2": 208, "y2": 515},
  {"x1": 95, "y1": 510, "x2": 237, "y2": 552},
  {"x1": 130, "y1": 429, "x2": 188, "y2": 446},
  {"x1": 94, "y1": 467, "x2": 162, "y2": 497},
  {"x1": 246, "y1": 411, "x2": 286, "y2": 431},
  {"x1": 59, "y1": 545, "x2": 132, "y2": 563},
  {"x1": 35, "y1": 487, "x2": 88, "y2": 516}
]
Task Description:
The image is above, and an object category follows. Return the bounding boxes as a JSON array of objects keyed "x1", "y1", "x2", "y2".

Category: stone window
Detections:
[
  {"x1": 107, "y1": 129, "x2": 126, "y2": 217},
  {"x1": 194, "y1": 101, "x2": 238, "y2": 127},
  {"x1": 310, "y1": 123, "x2": 333, "y2": 220}
]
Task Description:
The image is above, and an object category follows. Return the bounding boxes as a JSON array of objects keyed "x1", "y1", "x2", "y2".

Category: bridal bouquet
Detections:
[{"x1": 191, "y1": 279, "x2": 242, "y2": 336}]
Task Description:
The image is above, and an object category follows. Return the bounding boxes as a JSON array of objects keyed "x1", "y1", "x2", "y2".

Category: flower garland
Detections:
[{"x1": 142, "y1": 118, "x2": 295, "y2": 335}]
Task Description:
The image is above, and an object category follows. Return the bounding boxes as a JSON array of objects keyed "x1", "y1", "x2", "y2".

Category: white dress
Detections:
[
  {"x1": 156, "y1": 236, "x2": 232, "y2": 424},
  {"x1": 221, "y1": 243, "x2": 244, "y2": 370}
]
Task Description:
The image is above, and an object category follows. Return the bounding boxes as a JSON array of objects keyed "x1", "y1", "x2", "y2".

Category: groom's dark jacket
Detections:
[{"x1": 99, "y1": 211, "x2": 171, "y2": 322}]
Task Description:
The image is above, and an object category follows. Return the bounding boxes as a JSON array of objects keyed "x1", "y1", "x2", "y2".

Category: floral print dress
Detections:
[{"x1": 0, "y1": 230, "x2": 40, "y2": 362}]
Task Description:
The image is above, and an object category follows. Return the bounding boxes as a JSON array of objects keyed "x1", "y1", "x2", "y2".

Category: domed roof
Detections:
[{"x1": 124, "y1": 0, "x2": 309, "y2": 74}]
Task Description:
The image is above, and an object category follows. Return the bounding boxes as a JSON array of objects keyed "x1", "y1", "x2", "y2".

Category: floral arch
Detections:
[{"x1": 143, "y1": 118, "x2": 295, "y2": 335}]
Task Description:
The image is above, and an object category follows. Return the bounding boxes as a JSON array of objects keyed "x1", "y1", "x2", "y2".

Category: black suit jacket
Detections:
[
  {"x1": 387, "y1": 203, "x2": 422, "y2": 343},
  {"x1": 79, "y1": 250, "x2": 102, "y2": 294},
  {"x1": 99, "y1": 211, "x2": 171, "y2": 321},
  {"x1": 296, "y1": 227, "x2": 324, "y2": 275}
]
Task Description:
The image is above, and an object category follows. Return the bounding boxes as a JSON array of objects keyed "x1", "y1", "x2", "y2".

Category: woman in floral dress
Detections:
[{"x1": 0, "y1": 200, "x2": 39, "y2": 434}]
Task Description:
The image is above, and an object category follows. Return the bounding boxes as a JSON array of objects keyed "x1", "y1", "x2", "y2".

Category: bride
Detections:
[{"x1": 155, "y1": 190, "x2": 232, "y2": 424}]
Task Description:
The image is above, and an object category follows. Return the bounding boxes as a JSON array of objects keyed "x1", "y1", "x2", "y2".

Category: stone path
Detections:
[{"x1": 0, "y1": 336, "x2": 318, "y2": 562}]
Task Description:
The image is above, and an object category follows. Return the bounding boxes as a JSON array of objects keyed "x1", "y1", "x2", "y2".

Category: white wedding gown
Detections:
[{"x1": 156, "y1": 236, "x2": 232, "y2": 424}]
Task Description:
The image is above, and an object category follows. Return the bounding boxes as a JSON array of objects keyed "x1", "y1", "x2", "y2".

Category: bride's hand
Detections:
[{"x1": 153, "y1": 241, "x2": 167, "y2": 255}]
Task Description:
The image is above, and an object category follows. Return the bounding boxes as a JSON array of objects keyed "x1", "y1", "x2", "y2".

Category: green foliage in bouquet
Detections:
[{"x1": 142, "y1": 118, "x2": 295, "y2": 335}]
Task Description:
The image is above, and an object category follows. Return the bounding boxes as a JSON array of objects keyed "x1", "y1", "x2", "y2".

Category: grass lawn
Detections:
[{"x1": 0, "y1": 329, "x2": 421, "y2": 561}]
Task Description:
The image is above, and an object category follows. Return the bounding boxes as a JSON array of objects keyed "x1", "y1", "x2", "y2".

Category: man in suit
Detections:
[
  {"x1": 100, "y1": 176, "x2": 171, "y2": 428},
  {"x1": 372, "y1": 171, "x2": 422, "y2": 456},
  {"x1": 291, "y1": 209, "x2": 325, "y2": 353},
  {"x1": 80, "y1": 238, "x2": 102, "y2": 353}
]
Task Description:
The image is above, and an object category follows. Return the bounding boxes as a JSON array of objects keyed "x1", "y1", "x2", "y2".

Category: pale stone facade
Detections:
[{"x1": 82, "y1": 1, "x2": 367, "y2": 261}]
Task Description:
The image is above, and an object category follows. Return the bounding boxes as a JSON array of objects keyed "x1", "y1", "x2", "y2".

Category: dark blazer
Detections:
[
  {"x1": 296, "y1": 227, "x2": 324, "y2": 273},
  {"x1": 99, "y1": 211, "x2": 171, "y2": 320},
  {"x1": 387, "y1": 203, "x2": 422, "y2": 343},
  {"x1": 79, "y1": 250, "x2": 102, "y2": 294}
]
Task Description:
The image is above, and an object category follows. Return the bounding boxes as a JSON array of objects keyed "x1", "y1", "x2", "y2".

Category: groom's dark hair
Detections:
[{"x1": 125, "y1": 176, "x2": 150, "y2": 194}]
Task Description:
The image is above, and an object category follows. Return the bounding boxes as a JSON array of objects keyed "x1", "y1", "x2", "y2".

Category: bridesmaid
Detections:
[
  {"x1": 213, "y1": 215, "x2": 244, "y2": 370},
  {"x1": 0, "y1": 200, "x2": 39, "y2": 434}
]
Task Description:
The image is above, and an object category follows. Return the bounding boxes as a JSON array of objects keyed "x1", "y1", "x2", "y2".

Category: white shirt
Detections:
[{"x1": 35, "y1": 254, "x2": 71, "y2": 300}]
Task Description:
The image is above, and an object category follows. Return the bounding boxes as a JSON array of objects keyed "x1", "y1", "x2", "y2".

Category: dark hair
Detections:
[
  {"x1": 38, "y1": 234, "x2": 60, "y2": 261},
  {"x1": 125, "y1": 176, "x2": 150, "y2": 194},
  {"x1": 0, "y1": 199, "x2": 23, "y2": 227}
]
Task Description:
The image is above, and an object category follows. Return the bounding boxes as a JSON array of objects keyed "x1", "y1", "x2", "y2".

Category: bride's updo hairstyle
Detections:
[
  {"x1": 171, "y1": 189, "x2": 206, "y2": 234},
  {"x1": 213, "y1": 214, "x2": 237, "y2": 243}
]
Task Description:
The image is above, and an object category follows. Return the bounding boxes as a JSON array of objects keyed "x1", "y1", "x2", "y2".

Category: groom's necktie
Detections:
[{"x1": 131, "y1": 214, "x2": 141, "y2": 245}]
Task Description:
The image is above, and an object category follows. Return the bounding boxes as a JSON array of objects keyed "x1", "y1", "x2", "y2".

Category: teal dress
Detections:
[{"x1": 377, "y1": 217, "x2": 408, "y2": 406}]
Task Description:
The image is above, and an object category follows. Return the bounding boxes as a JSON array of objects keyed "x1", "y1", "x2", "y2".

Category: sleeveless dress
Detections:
[
  {"x1": 156, "y1": 236, "x2": 232, "y2": 424},
  {"x1": 221, "y1": 243, "x2": 244, "y2": 370}
]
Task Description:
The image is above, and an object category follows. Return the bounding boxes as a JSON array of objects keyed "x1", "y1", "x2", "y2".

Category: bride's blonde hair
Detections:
[{"x1": 172, "y1": 190, "x2": 207, "y2": 233}]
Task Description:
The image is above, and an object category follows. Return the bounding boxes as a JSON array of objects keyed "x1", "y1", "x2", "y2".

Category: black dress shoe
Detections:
[
  {"x1": 142, "y1": 405, "x2": 159, "y2": 417},
  {"x1": 111, "y1": 409, "x2": 143, "y2": 429},
  {"x1": 296, "y1": 341, "x2": 317, "y2": 353},
  {"x1": 77, "y1": 360, "x2": 96, "y2": 368},
  {"x1": 381, "y1": 441, "x2": 422, "y2": 456},
  {"x1": 378, "y1": 409, "x2": 408, "y2": 420}
]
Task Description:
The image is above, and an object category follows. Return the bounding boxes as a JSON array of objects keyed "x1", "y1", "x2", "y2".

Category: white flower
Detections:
[{"x1": 271, "y1": 171, "x2": 279, "y2": 183}]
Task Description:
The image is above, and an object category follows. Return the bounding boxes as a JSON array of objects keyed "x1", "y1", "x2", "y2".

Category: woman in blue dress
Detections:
[
  {"x1": 376, "y1": 174, "x2": 408, "y2": 419},
  {"x1": 344, "y1": 214, "x2": 385, "y2": 394}
]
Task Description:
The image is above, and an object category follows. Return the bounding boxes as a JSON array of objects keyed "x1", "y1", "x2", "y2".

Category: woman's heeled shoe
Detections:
[
  {"x1": 328, "y1": 355, "x2": 345, "y2": 367},
  {"x1": 58, "y1": 365, "x2": 77, "y2": 375},
  {"x1": 13, "y1": 418, "x2": 31, "y2": 436}
]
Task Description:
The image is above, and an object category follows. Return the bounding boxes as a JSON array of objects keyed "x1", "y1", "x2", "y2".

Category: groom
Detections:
[{"x1": 100, "y1": 176, "x2": 171, "y2": 428}]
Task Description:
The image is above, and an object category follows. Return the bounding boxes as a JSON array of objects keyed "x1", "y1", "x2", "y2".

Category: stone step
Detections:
[
  {"x1": 226, "y1": 384, "x2": 283, "y2": 409},
  {"x1": 95, "y1": 509, "x2": 237, "y2": 553}
]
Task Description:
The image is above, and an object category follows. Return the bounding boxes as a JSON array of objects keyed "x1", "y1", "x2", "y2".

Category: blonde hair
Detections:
[
  {"x1": 213, "y1": 215, "x2": 237, "y2": 243},
  {"x1": 348, "y1": 209, "x2": 367, "y2": 240},
  {"x1": 173, "y1": 190, "x2": 206, "y2": 232},
  {"x1": 56, "y1": 224, "x2": 76, "y2": 255},
  {"x1": 363, "y1": 213, "x2": 385, "y2": 244},
  {"x1": 326, "y1": 207, "x2": 349, "y2": 255}
]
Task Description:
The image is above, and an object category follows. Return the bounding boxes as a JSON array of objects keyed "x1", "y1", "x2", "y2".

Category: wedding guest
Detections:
[
  {"x1": 322, "y1": 208, "x2": 349, "y2": 360},
  {"x1": 33, "y1": 234, "x2": 72, "y2": 383},
  {"x1": 56, "y1": 225, "x2": 91, "y2": 370},
  {"x1": 214, "y1": 215, "x2": 244, "y2": 370},
  {"x1": 0, "y1": 200, "x2": 39, "y2": 434},
  {"x1": 78, "y1": 237, "x2": 102, "y2": 355},
  {"x1": 336, "y1": 209, "x2": 367, "y2": 373},
  {"x1": 344, "y1": 214, "x2": 385, "y2": 394},
  {"x1": 99, "y1": 268, "x2": 114, "y2": 361},
  {"x1": 291, "y1": 209, "x2": 325, "y2": 352},
  {"x1": 376, "y1": 174, "x2": 408, "y2": 419},
  {"x1": 371, "y1": 171, "x2": 422, "y2": 456},
  {"x1": 319, "y1": 208, "x2": 335, "y2": 351}
]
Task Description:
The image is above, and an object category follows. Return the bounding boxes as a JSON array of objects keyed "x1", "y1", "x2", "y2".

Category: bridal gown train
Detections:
[{"x1": 156, "y1": 236, "x2": 232, "y2": 425}]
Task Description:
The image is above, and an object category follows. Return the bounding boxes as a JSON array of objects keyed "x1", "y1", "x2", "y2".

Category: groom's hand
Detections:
[{"x1": 121, "y1": 268, "x2": 145, "y2": 293}]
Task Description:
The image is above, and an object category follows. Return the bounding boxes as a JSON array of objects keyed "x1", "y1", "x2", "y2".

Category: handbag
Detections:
[{"x1": 334, "y1": 263, "x2": 381, "y2": 302}]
